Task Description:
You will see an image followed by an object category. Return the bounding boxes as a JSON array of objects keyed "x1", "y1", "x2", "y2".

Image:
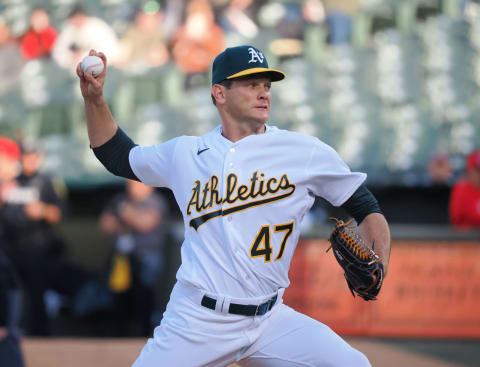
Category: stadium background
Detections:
[{"x1": 1, "y1": 0, "x2": 480, "y2": 366}]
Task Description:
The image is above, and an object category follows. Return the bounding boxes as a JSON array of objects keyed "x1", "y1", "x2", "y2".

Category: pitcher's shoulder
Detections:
[{"x1": 271, "y1": 126, "x2": 324, "y2": 145}]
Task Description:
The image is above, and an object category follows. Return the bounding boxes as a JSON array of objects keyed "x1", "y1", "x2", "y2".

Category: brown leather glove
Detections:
[{"x1": 327, "y1": 218, "x2": 384, "y2": 301}]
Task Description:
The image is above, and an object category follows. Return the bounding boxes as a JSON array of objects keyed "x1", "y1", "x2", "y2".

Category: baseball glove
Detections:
[{"x1": 327, "y1": 217, "x2": 384, "y2": 301}]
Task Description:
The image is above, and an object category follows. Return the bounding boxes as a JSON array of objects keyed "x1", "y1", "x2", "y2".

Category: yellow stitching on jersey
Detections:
[
  {"x1": 249, "y1": 225, "x2": 272, "y2": 263},
  {"x1": 274, "y1": 221, "x2": 294, "y2": 261},
  {"x1": 187, "y1": 180, "x2": 202, "y2": 215},
  {"x1": 189, "y1": 188, "x2": 295, "y2": 230},
  {"x1": 187, "y1": 171, "x2": 296, "y2": 216},
  {"x1": 223, "y1": 173, "x2": 239, "y2": 204},
  {"x1": 210, "y1": 175, "x2": 223, "y2": 207}
]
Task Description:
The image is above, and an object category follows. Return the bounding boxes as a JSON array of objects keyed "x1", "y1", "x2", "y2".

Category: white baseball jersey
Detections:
[{"x1": 129, "y1": 124, "x2": 366, "y2": 298}]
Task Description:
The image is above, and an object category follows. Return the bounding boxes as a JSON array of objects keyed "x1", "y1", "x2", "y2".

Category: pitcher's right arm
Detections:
[{"x1": 77, "y1": 49, "x2": 138, "y2": 180}]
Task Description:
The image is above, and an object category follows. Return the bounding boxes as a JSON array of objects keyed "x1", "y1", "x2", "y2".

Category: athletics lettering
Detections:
[{"x1": 186, "y1": 171, "x2": 295, "y2": 216}]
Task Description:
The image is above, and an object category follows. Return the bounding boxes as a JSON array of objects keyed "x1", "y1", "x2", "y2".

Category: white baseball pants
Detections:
[{"x1": 132, "y1": 281, "x2": 371, "y2": 367}]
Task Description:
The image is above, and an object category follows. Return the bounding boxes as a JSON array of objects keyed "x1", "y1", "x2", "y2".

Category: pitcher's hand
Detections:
[{"x1": 76, "y1": 49, "x2": 107, "y2": 101}]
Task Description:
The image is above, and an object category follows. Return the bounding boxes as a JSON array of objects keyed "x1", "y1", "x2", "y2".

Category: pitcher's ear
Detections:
[{"x1": 211, "y1": 84, "x2": 226, "y2": 105}]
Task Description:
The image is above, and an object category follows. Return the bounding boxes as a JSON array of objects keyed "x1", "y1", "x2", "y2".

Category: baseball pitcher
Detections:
[{"x1": 77, "y1": 45, "x2": 391, "y2": 367}]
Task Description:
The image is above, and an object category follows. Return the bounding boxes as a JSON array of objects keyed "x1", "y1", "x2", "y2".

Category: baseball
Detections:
[{"x1": 80, "y1": 55, "x2": 104, "y2": 77}]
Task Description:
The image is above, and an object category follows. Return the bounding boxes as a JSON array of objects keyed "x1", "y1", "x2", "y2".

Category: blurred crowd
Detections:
[
  {"x1": 0, "y1": 0, "x2": 406, "y2": 92},
  {"x1": 0, "y1": 0, "x2": 472, "y2": 74},
  {"x1": 0, "y1": 135, "x2": 174, "y2": 349},
  {"x1": 0, "y1": 0, "x2": 312, "y2": 90}
]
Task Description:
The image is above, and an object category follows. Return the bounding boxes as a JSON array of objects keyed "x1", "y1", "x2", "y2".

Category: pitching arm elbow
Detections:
[
  {"x1": 92, "y1": 127, "x2": 139, "y2": 181},
  {"x1": 341, "y1": 184, "x2": 383, "y2": 225}
]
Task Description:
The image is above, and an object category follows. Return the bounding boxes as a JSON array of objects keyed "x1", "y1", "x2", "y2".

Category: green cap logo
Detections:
[
  {"x1": 247, "y1": 47, "x2": 265, "y2": 63},
  {"x1": 212, "y1": 45, "x2": 285, "y2": 85}
]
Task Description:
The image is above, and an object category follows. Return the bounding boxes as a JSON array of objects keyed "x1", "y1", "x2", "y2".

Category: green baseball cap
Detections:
[{"x1": 212, "y1": 45, "x2": 285, "y2": 85}]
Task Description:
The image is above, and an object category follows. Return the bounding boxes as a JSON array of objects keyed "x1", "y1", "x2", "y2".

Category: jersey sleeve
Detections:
[
  {"x1": 129, "y1": 137, "x2": 179, "y2": 189},
  {"x1": 306, "y1": 141, "x2": 366, "y2": 207}
]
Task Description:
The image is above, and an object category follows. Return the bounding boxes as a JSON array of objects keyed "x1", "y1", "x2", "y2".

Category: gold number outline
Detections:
[{"x1": 250, "y1": 221, "x2": 294, "y2": 262}]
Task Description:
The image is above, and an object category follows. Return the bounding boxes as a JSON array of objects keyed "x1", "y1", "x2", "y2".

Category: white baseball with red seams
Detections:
[{"x1": 80, "y1": 55, "x2": 104, "y2": 76}]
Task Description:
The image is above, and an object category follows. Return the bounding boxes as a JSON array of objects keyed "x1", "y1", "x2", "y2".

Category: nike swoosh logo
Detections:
[{"x1": 197, "y1": 148, "x2": 210, "y2": 155}]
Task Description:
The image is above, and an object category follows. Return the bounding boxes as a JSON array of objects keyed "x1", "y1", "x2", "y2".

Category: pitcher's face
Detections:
[{"x1": 223, "y1": 77, "x2": 271, "y2": 125}]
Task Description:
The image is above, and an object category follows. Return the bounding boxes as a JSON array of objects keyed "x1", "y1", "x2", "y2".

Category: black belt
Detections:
[{"x1": 201, "y1": 294, "x2": 278, "y2": 316}]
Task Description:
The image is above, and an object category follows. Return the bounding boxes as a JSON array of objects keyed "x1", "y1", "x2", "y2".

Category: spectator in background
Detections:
[
  {"x1": 216, "y1": 0, "x2": 261, "y2": 40},
  {"x1": 263, "y1": 1, "x2": 306, "y2": 61},
  {"x1": 460, "y1": 0, "x2": 470, "y2": 13},
  {"x1": 303, "y1": 0, "x2": 326, "y2": 24},
  {"x1": 427, "y1": 152, "x2": 453, "y2": 186},
  {"x1": 322, "y1": 0, "x2": 360, "y2": 44},
  {"x1": 20, "y1": 8, "x2": 58, "y2": 60},
  {"x1": 0, "y1": 19, "x2": 23, "y2": 96},
  {"x1": 449, "y1": 149, "x2": 480, "y2": 229},
  {"x1": 161, "y1": 0, "x2": 189, "y2": 42},
  {"x1": 0, "y1": 250, "x2": 24, "y2": 367},
  {"x1": 0, "y1": 137, "x2": 24, "y2": 367},
  {"x1": 117, "y1": 1, "x2": 170, "y2": 72},
  {"x1": 52, "y1": 5, "x2": 119, "y2": 70},
  {"x1": 100, "y1": 180, "x2": 169, "y2": 336},
  {"x1": 171, "y1": 0, "x2": 224, "y2": 88},
  {"x1": 1, "y1": 141, "x2": 64, "y2": 335},
  {"x1": 0, "y1": 137, "x2": 20, "y2": 188}
]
